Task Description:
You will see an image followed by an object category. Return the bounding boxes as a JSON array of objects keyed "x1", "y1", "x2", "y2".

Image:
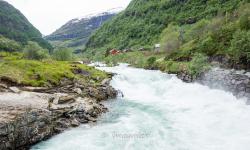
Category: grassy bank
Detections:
[
  {"x1": 0, "y1": 52, "x2": 108, "y2": 87},
  {"x1": 102, "y1": 51, "x2": 210, "y2": 79}
]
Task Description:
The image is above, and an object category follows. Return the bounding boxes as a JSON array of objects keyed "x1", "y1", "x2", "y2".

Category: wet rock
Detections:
[
  {"x1": 20, "y1": 87, "x2": 49, "y2": 92},
  {"x1": 105, "y1": 86, "x2": 118, "y2": 99},
  {"x1": 177, "y1": 72, "x2": 193, "y2": 83},
  {"x1": 0, "y1": 83, "x2": 8, "y2": 89},
  {"x1": 101, "y1": 78, "x2": 111, "y2": 86},
  {"x1": 72, "y1": 68, "x2": 90, "y2": 76},
  {"x1": 87, "y1": 86, "x2": 117, "y2": 101},
  {"x1": 58, "y1": 95, "x2": 76, "y2": 104},
  {"x1": 197, "y1": 67, "x2": 250, "y2": 102},
  {"x1": 71, "y1": 119, "x2": 80, "y2": 127},
  {"x1": 9, "y1": 87, "x2": 21, "y2": 93},
  {"x1": 73, "y1": 88, "x2": 82, "y2": 95}
]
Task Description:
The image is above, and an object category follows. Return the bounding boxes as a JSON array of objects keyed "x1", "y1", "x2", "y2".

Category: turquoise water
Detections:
[{"x1": 32, "y1": 65, "x2": 250, "y2": 150}]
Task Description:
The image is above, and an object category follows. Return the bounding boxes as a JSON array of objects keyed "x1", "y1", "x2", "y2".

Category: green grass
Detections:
[
  {"x1": 104, "y1": 51, "x2": 165, "y2": 68},
  {"x1": 101, "y1": 50, "x2": 210, "y2": 78},
  {"x1": 0, "y1": 53, "x2": 108, "y2": 87}
]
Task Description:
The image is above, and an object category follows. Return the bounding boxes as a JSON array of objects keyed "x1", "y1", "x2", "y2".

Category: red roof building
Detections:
[{"x1": 110, "y1": 49, "x2": 120, "y2": 55}]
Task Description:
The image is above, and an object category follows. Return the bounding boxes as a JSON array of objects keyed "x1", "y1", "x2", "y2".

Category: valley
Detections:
[{"x1": 0, "y1": 0, "x2": 249, "y2": 149}]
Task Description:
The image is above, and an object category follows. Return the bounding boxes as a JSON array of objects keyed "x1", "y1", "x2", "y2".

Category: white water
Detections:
[{"x1": 32, "y1": 64, "x2": 250, "y2": 150}]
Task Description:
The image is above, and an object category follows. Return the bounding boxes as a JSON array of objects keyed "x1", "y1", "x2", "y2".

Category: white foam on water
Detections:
[{"x1": 32, "y1": 65, "x2": 250, "y2": 150}]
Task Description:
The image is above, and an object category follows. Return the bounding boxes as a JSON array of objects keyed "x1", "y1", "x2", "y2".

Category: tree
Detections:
[
  {"x1": 0, "y1": 36, "x2": 22, "y2": 52},
  {"x1": 229, "y1": 30, "x2": 250, "y2": 63},
  {"x1": 239, "y1": 14, "x2": 250, "y2": 30},
  {"x1": 23, "y1": 41, "x2": 49, "y2": 60},
  {"x1": 147, "y1": 56, "x2": 156, "y2": 66},
  {"x1": 160, "y1": 24, "x2": 181, "y2": 54},
  {"x1": 52, "y1": 48, "x2": 73, "y2": 61}
]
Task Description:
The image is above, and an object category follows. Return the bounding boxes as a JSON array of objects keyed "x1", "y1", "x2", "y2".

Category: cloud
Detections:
[{"x1": 5, "y1": 0, "x2": 131, "y2": 35}]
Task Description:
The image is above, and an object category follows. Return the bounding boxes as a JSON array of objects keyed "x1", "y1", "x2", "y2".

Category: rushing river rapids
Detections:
[{"x1": 32, "y1": 64, "x2": 250, "y2": 150}]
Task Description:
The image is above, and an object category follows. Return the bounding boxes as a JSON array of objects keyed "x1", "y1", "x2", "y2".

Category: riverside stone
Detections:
[
  {"x1": 58, "y1": 95, "x2": 76, "y2": 104},
  {"x1": 197, "y1": 67, "x2": 250, "y2": 102},
  {"x1": 9, "y1": 87, "x2": 21, "y2": 93}
]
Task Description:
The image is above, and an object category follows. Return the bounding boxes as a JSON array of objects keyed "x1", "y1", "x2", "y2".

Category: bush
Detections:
[
  {"x1": 0, "y1": 36, "x2": 22, "y2": 52},
  {"x1": 185, "y1": 19, "x2": 210, "y2": 41},
  {"x1": 23, "y1": 41, "x2": 49, "y2": 60},
  {"x1": 229, "y1": 30, "x2": 250, "y2": 63},
  {"x1": 188, "y1": 53, "x2": 209, "y2": 77},
  {"x1": 198, "y1": 36, "x2": 218, "y2": 56},
  {"x1": 239, "y1": 14, "x2": 250, "y2": 30},
  {"x1": 52, "y1": 48, "x2": 73, "y2": 61},
  {"x1": 160, "y1": 24, "x2": 181, "y2": 54},
  {"x1": 147, "y1": 57, "x2": 156, "y2": 66}
]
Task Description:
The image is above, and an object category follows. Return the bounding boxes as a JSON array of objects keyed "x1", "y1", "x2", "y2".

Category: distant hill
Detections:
[
  {"x1": 0, "y1": 0, "x2": 52, "y2": 50},
  {"x1": 46, "y1": 8, "x2": 122, "y2": 53},
  {"x1": 85, "y1": 0, "x2": 243, "y2": 53}
]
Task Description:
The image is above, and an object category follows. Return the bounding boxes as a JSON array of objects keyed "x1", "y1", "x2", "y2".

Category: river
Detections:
[{"x1": 32, "y1": 64, "x2": 250, "y2": 150}]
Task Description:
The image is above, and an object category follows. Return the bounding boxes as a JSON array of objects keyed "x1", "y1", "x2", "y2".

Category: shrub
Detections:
[
  {"x1": 188, "y1": 53, "x2": 209, "y2": 77},
  {"x1": 197, "y1": 36, "x2": 218, "y2": 56},
  {"x1": 160, "y1": 24, "x2": 181, "y2": 54},
  {"x1": 52, "y1": 48, "x2": 73, "y2": 61},
  {"x1": 239, "y1": 14, "x2": 250, "y2": 30},
  {"x1": 229, "y1": 30, "x2": 250, "y2": 63},
  {"x1": 23, "y1": 41, "x2": 49, "y2": 60},
  {"x1": 185, "y1": 19, "x2": 210, "y2": 41},
  {"x1": 147, "y1": 56, "x2": 156, "y2": 66},
  {"x1": 0, "y1": 36, "x2": 22, "y2": 52}
]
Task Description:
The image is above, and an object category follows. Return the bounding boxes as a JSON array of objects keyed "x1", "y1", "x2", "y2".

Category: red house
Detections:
[{"x1": 110, "y1": 49, "x2": 120, "y2": 55}]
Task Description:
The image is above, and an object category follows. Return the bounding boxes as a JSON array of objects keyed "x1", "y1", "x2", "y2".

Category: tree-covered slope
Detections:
[
  {"x1": 0, "y1": 0, "x2": 52, "y2": 50},
  {"x1": 85, "y1": 0, "x2": 243, "y2": 52},
  {"x1": 98, "y1": 0, "x2": 249, "y2": 73},
  {"x1": 46, "y1": 11, "x2": 118, "y2": 53}
]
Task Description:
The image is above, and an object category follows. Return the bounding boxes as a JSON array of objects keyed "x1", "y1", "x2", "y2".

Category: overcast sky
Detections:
[{"x1": 5, "y1": 0, "x2": 131, "y2": 35}]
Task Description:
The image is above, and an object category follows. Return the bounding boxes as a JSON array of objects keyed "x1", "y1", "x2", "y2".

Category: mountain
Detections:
[
  {"x1": 46, "y1": 8, "x2": 122, "y2": 53},
  {"x1": 85, "y1": 0, "x2": 243, "y2": 53},
  {"x1": 0, "y1": 0, "x2": 52, "y2": 50}
]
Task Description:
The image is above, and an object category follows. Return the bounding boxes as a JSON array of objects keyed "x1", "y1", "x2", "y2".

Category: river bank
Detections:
[
  {"x1": 105, "y1": 58, "x2": 250, "y2": 104},
  {"x1": 99, "y1": 50, "x2": 250, "y2": 103},
  {"x1": 0, "y1": 63, "x2": 117, "y2": 150},
  {"x1": 176, "y1": 67, "x2": 250, "y2": 103}
]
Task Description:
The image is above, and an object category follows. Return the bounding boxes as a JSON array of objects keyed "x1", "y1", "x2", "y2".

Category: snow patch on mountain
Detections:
[{"x1": 71, "y1": 7, "x2": 124, "y2": 23}]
